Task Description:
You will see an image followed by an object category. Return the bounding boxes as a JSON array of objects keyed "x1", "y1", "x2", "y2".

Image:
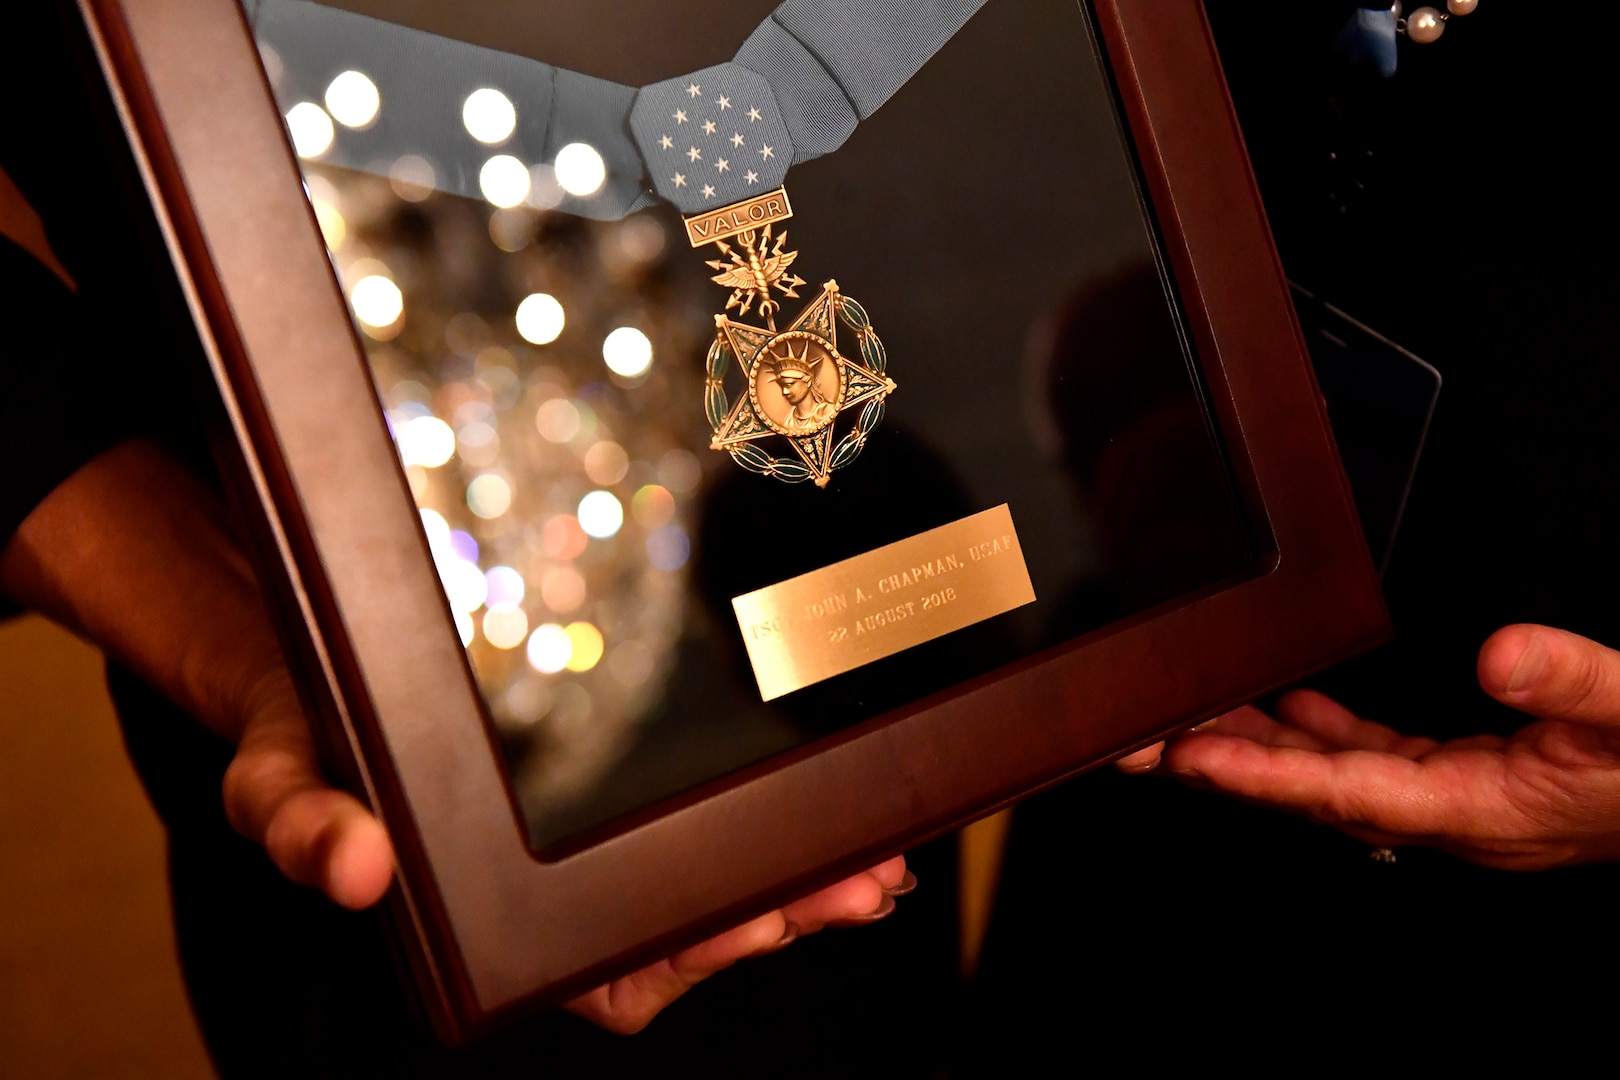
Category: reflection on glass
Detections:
[
  {"x1": 478, "y1": 155, "x2": 531, "y2": 208},
  {"x1": 461, "y1": 88, "x2": 516, "y2": 145},
  {"x1": 284, "y1": 100, "x2": 333, "y2": 158},
  {"x1": 515, "y1": 293, "x2": 565, "y2": 345},
  {"x1": 324, "y1": 70, "x2": 380, "y2": 128},
  {"x1": 253, "y1": 0, "x2": 1254, "y2": 849},
  {"x1": 304, "y1": 122, "x2": 713, "y2": 828},
  {"x1": 601, "y1": 327, "x2": 653, "y2": 379},
  {"x1": 554, "y1": 143, "x2": 608, "y2": 198}
]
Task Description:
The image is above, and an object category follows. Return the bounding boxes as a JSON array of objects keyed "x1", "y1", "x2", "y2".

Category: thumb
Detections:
[
  {"x1": 222, "y1": 676, "x2": 395, "y2": 910},
  {"x1": 1478, "y1": 623, "x2": 1620, "y2": 727}
]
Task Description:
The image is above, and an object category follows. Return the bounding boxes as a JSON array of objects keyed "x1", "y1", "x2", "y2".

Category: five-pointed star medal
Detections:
[{"x1": 709, "y1": 282, "x2": 897, "y2": 488}]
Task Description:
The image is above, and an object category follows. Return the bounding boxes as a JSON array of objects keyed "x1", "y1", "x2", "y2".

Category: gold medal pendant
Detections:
[{"x1": 685, "y1": 189, "x2": 896, "y2": 488}]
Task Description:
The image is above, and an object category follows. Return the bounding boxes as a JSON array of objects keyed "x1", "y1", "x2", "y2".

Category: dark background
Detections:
[{"x1": 971, "y1": 2, "x2": 1620, "y2": 1066}]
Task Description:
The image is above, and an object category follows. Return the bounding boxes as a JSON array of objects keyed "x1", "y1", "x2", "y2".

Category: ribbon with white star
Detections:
[
  {"x1": 248, "y1": 0, "x2": 988, "y2": 218},
  {"x1": 627, "y1": 65, "x2": 794, "y2": 211}
]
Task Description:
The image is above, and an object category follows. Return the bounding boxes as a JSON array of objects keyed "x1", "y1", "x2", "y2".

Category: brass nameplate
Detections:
[
  {"x1": 732, "y1": 505, "x2": 1036, "y2": 701},
  {"x1": 685, "y1": 187, "x2": 794, "y2": 248}
]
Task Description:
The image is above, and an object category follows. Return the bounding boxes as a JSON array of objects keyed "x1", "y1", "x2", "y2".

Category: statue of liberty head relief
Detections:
[{"x1": 762, "y1": 337, "x2": 841, "y2": 435}]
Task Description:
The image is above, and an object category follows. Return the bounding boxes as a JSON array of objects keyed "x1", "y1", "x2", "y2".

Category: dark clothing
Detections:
[
  {"x1": 0, "y1": 239, "x2": 127, "y2": 548},
  {"x1": 0, "y1": 1, "x2": 201, "y2": 548},
  {"x1": 968, "y1": 1, "x2": 1620, "y2": 1065}
]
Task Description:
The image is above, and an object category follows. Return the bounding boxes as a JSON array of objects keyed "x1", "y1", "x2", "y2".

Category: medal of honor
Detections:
[
  {"x1": 683, "y1": 190, "x2": 895, "y2": 488},
  {"x1": 628, "y1": 49, "x2": 937, "y2": 487},
  {"x1": 265, "y1": 0, "x2": 984, "y2": 482}
]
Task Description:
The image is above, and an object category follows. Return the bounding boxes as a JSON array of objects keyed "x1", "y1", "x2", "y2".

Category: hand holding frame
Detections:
[{"x1": 0, "y1": 440, "x2": 907, "y2": 1032}]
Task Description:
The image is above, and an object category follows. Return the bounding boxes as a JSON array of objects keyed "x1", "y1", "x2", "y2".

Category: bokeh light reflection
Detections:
[
  {"x1": 467, "y1": 474, "x2": 514, "y2": 519},
  {"x1": 476, "y1": 359, "x2": 521, "y2": 408},
  {"x1": 554, "y1": 142, "x2": 607, "y2": 197},
  {"x1": 526, "y1": 623, "x2": 572, "y2": 674},
  {"x1": 631, "y1": 484, "x2": 676, "y2": 529},
  {"x1": 535, "y1": 398, "x2": 581, "y2": 443},
  {"x1": 313, "y1": 201, "x2": 347, "y2": 248},
  {"x1": 602, "y1": 327, "x2": 653, "y2": 378},
  {"x1": 396, "y1": 415, "x2": 455, "y2": 468},
  {"x1": 583, "y1": 441, "x2": 630, "y2": 486},
  {"x1": 526, "y1": 164, "x2": 567, "y2": 211},
  {"x1": 616, "y1": 216, "x2": 667, "y2": 266},
  {"x1": 389, "y1": 380, "x2": 431, "y2": 409},
  {"x1": 304, "y1": 177, "x2": 348, "y2": 248},
  {"x1": 285, "y1": 136, "x2": 706, "y2": 843},
  {"x1": 285, "y1": 101, "x2": 334, "y2": 158},
  {"x1": 485, "y1": 566, "x2": 526, "y2": 607},
  {"x1": 479, "y1": 155, "x2": 532, "y2": 209},
  {"x1": 483, "y1": 606, "x2": 530, "y2": 651},
  {"x1": 456, "y1": 421, "x2": 499, "y2": 468},
  {"x1": 324, "y1": 70, "x2": 380, "y2": 128},
  {"x1": 441, "y1": 559, "x2": 489, "y2": 613},
  {"x1": 646, "y1": 525, "x2": 691, "y2": 572},
  {"x1": 540, "y1": 565, "x2": 587, "y2": 614},
  {"x1": 351, "y1": 274, "x2": 404, "y2": 328},
  {"x1": 564, "y1": 622, "x2": 605, "y2": 672},
  {"x1": 462, "y1": 88, "x2": 517, "y2": 145},
  {"x1": 489, "y1": 208, "x2": 534, "y2": 253},
  {"x1": 577, "y1": 491, "x2": 624, "y2": 539},
  {"x1": 449, "y1": 531, "x2": 480, "y2": 564},
  {"x1": 419, "y1": 509, "x2": 452, "y2": 555},
  {"x1": 549, "y1": 684, "x2": 595, "y2": 738},
  {"x1": 540, "y1": 515, "x2": 589, "y2": 561},
  {"x1": 504, "y1": 678, "x2": 553, "y2": 727},
  {"x1": 389, "y1": 155, "x2": 437, "y2": 202},
  {"x1": 516, "y1": 293, "x2": 566, "y2": 346}
]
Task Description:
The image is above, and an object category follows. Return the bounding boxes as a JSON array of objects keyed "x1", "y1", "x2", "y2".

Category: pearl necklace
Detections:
[{"x1": 1395, "y1": 1, "x2": 1479, "y2": 46}]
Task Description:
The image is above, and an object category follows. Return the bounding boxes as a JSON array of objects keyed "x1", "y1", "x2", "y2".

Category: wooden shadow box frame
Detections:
[{"x1": 75, "y1": 0, "x2": 1389, "y2": 1045}]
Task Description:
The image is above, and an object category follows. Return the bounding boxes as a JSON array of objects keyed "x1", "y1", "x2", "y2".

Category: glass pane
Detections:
[{"x1": 247, "y1": 0, "x2": 1254, "y2": 849}]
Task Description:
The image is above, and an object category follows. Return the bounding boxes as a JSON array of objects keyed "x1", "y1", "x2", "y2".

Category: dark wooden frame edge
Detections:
[{"x1": 79, "y1": 0, "x2": 1389, "y2": 1045}]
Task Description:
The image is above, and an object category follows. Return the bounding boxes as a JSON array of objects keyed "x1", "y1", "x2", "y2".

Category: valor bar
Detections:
[{"x1": 685, "y1": 188, "x2": 794, "y2": 248}]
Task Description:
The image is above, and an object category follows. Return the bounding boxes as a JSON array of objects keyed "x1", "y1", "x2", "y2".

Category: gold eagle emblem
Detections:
[{"x1": 705, "y1": 225, "x2": 807, "y2": 325}]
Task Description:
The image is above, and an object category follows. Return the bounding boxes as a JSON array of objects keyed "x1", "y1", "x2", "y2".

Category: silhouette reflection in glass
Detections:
[{"x1": 1032, "y1": 262, "x2": 1252, "y2": 640}]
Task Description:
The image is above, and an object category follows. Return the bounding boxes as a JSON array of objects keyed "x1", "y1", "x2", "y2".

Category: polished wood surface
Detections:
[{"x1": 81, "y1": 0, "x2": 1388, "y2": 1043}]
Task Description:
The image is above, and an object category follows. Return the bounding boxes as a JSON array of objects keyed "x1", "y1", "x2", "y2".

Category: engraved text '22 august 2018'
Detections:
[{"x1": 731, "y1": 505, "x2": 1036, "y2": 701}]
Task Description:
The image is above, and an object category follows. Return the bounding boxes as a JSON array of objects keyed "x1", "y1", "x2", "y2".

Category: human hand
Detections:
[
  {"x1": 0, "y1": 441, "x2": 397, "y2": 910},
  {"x1": 1135, "y1": 624, "x2": 1620, "y2": 869},
  {"x1": 2, "y1": 441, "x2": 915, "y2": 1031},
  {"x1": 230, "y1": 670, "x2": 911, "y2": 1031},
  {"x1": 216, "y1": 590, "x2": 911, "y2": 1035},
  {"x1": 226, "y1": 666, "x2": 913, "y2": 1033},
  {"x1": 199, "y1": 624, "x2": 915, "y2": 1034},
  {"x1": 219, "y1": 637, "x2": 914, "y2": 1032},
  {"x1": 566, "y1": 856, "x2": 913, "y2": 1033},
  {"x1": 228, "y1": 663, "x2": 913, "y2": 1031}
]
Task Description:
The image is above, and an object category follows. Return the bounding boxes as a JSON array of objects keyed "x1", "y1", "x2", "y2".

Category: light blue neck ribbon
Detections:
[{"x1": 246, "y1": 0, "x2": 988, "y2": 218}]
